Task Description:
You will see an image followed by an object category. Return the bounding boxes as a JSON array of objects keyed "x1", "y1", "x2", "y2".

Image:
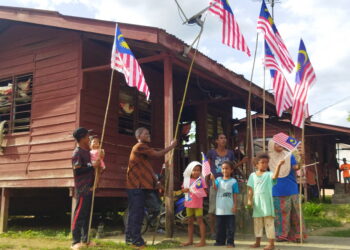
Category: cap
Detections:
[{"x1": 72, "y1": 127, "x2": 92, "y2": 141}]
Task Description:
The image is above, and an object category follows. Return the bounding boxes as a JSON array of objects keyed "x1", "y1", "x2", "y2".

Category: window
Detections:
[
  {"x1": 118, "y1": 83, "x2": 151, "y2": 136},
  {"x1": 0, "y1": 73, "x2": 32, "y2": 134}
]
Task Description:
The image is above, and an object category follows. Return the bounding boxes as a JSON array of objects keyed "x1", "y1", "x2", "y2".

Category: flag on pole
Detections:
[
  {"x1": 264, "y1": 41, "x2": 293, "y2": 117},
  {"x1": 201, "y1": 152, "x2": 211, "y2": 176},
  {"x1": 292, "y1": 39, "x2": 316, "y2": 128},
  {"x1": 273, "y1": 132, "x2": 301, "y2": 151},
  {"x1": 209, "y1": 0, "x2": 251, "y2": 56},
  {"x1": 111, "y1": 24, "x2": 150, "y2": 100},
  {"x1": 189, "y1": 177, "x2": 207, "y2": 198},
  {"x1": 257, "y1": 0, "x2": 294, "y2": 73}
]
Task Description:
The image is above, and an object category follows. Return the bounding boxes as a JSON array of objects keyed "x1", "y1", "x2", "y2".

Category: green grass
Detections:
[
  {"x1": 0, "y1": 245, "x2": 15, "y2": 249},
  {"x1": 323, "y1": 229, "x2": 350, "y2": 237},
  {"x1": 0, "y1": 228, "x2": 70, "y2": 240}
]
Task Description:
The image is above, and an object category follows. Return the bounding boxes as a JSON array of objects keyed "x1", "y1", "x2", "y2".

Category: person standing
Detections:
[
  {"x1": 206, "y1": 134, "x2": 235, "y2": 239},
  {"x1": 268, "y1": 140, "x2": 306, "y2": 243},
  {"x1": 71, "y1": 128, "x2": 100, "y2": 250},
  {"x1": 126, "y1": 127, "x2": 176, "y2": 249},
  {"x1": 340, "y1": 158, "x2": 350, "y2": 193}
]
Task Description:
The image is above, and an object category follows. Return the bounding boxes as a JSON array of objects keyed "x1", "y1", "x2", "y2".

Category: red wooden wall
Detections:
[{"x1": 0, "y1": 23, "x2": 80, "y2": 187}]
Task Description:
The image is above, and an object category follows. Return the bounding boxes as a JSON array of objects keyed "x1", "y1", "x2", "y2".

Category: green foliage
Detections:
[
  {"x1": 324, "y1": 229, "x2": 350, "y2": 237},
  {"x1": 0, "y1": 229, "x2": 70, "y2": 240},
  {"x1": 303, "y1": 202, "x2": 324, "y2": 217}
]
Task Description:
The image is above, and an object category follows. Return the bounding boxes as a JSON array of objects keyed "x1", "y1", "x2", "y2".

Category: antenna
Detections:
[{"x1": 174, "y1": 0, "x2": 217, "y2": 56}]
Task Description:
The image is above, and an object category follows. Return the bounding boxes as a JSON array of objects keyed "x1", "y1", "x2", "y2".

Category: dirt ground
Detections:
[{"x1": 1, "y1": 232, "x2": 350, "y2": 249}]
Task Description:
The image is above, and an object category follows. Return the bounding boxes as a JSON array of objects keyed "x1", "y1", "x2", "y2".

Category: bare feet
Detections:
[
  {"x1": 250, "y1": 242, "x2": 261, "y2": 248},
  {"x1": 227, "y1": 244, "x2": 235, "y2": 248},
  {"x1": 181, "y1": 242, "x2": 193, "y2": 247},
  {"x1": 195, "y1": 241, "x2": 206, "y2": 247}
]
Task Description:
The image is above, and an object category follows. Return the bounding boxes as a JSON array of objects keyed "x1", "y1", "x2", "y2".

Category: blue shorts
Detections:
[{"x1": 344, "y1": 177, "x2": 350, "y2": 183}]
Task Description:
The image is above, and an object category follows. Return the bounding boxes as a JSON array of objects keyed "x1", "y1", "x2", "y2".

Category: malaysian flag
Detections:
[
  {"x1": 111, "y1": 24, "x2": 150, "y2": 100},
  {"x1": 209, "y1": 0, "x2": 251, "y2": 56},
  {"x1": 190, "y1": 177, "x2": 207, "y2": 198},
  {"x1": 273, "y1": 132, "x2": 301, "y2": 151},
  {"x1": 264, "y1": 41, "x2": 293, "y2": 117},
  {"x1": 257, "y1": 0, "x2": 294, "y2": 73},
  {"x1": 292, "y1": 39, "x2": 316, "y2": 128},
  {"x1": 201, "y1": 152, "x2": 211, "y2": 176}
]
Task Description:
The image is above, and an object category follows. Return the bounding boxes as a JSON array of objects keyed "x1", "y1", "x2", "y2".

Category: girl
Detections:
[
  {"x1": 211, "y1": 161, "x2": 239, "y2": 248},
  {"x1": 182, "y1": 161, "x2": 207, "y2": 247},
  {"x1": 247, "y1": 153, "x2": 283, "y2": 250},
  {"x1": 268, "y1": 140, "x2": 306, "y2": 242},
  {"x1": 90, "y1": 137, "x2": 106, "y2": 188}
]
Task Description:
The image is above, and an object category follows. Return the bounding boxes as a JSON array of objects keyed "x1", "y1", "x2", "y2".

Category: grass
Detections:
[
  {"x1": 323, "y1": 229, "x2": 350, "y2": 237},
  {"x1": 0, "y1": 228, "x2": 71, "y2": 240}
]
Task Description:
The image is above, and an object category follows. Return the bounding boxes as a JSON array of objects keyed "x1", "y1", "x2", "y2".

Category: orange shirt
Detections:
[{"x1": 340, "y1": 163, "x2": 350, "y2": 178}]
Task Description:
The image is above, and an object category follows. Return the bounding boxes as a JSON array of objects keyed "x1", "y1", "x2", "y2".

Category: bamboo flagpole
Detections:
[
  {"x1": 299, "y1": 119, "x2": 306, "y2": 244},
  {"x1": 87, "y1": 70, "x2": 115, "y2": 243},
  {"x1": 246, "y1": 33, "x2": 259, "y2": 169}
]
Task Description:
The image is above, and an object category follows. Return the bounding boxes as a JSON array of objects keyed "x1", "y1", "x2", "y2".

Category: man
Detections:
[
  {"x1": 71, "y1": 127, "x2": 100, "y2": 250},
  {"x1": 126, "y1": 127, "x2": 177, "y2": 249},
  {"x1": 340, "y1": 158, "x2": 350, "y2": 193},
  {"x1": 206, "y1": 134, "x2": 235, "y2": 239}
]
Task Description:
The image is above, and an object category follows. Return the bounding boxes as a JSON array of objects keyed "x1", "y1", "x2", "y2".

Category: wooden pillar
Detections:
[
  {"x1": 70, "y1": 188, "x2": 77, "y2": 227},
  {"x1": 0, "y1": 188, "x2": 10, "y2": 233},
  {"x1": 164, "y1": 56, "x2": 174, "y2": 238},
  {"x1": 196, "y1": 104, "x2": 208, "y2": 155}
]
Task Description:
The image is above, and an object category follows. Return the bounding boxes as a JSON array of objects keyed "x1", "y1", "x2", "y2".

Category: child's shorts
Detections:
[{"x1": 186, "y1": 208, "x2": 203, "y2": 217}]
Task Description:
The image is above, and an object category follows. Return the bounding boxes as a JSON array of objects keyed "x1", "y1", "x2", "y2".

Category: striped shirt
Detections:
[{"x1": 127, "y1": 142, "x2": 158, "y2": 189}]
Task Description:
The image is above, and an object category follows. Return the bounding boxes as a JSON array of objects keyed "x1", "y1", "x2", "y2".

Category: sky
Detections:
[{"x1": 1, "y1": 0, "x2": 350, "y2": 128}]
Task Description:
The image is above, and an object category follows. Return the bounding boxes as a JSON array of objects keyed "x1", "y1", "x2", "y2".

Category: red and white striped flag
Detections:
[
  {"x1": 111, "y1": 24, "x2": 150, "y2": 100},
  {"x1": 273, "y1": 132, "x2": 300, "y2": 152},
  {"x1": 292, "y1": 39, "x2": 316, "y2": 128},
  {"x1": 257, "y1": 0, "x2": 294, "y2": 73},
  {"x1": 209, "y1": 0, "x2": 251, "y2": 57},
  {"x1": 264, "y1": 41, "x2": 293, "y2": 116},
  {"x1": 201, "y1": 152, "x2": 211, "y2": 176}
]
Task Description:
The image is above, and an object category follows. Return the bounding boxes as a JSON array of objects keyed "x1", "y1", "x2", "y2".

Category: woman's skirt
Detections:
[{"x1": 273, "y1": 194, "x2": 307, "y2": 242}]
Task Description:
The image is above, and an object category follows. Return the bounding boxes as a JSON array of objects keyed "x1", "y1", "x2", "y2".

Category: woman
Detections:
[{"x1": 268, "y1": 139, "x2": 306, "y2": 243}]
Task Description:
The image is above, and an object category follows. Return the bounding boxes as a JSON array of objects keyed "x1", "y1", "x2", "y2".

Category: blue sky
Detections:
[{"x1": 1, "y1": 0, "x2": 350, "y2": 127}]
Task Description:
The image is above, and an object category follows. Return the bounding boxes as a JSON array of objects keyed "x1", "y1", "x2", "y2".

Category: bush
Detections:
[{"x1": 303, "y1": 202, "x2": 324, "y2": 217}]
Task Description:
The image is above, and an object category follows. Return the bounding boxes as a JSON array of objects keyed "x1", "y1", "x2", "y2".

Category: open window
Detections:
[
  {"x1": 0, "y1": 73, "x2": 32, "y2": 134},
  {"x1": 118, "y1": 83, "x2": 151, "y2": 136}
]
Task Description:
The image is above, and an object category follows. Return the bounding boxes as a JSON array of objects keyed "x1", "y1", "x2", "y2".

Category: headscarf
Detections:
[
  {"x1": 268, "y1": 139, "x2": 291, "y2": 178},
  {"x1": 183, "y1": 161, "x2": 203, "y2": 200}
]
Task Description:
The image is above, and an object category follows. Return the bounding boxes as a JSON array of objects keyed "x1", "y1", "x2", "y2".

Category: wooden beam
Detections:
[
  {"x1": 0, "y1": 188, "x2": 10, "y2": 233},
  {"x1": 179, "y1": 96, "x2": 236, "y2": 106},
  {"x1": 82, "y1": 54, "x2": 166, "y2": 73},
  {"x1": 163, "y1": 55, "x2": 174, "y2": 238}
]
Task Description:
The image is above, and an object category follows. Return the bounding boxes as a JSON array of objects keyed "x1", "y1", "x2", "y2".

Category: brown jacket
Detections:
[{"x1": 127, "y1": 142, "x2": 158, "y2": 189}]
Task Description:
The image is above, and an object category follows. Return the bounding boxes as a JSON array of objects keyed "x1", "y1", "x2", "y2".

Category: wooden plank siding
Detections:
[{"x1": 0, "y1": 23, "x2": 80, "y2": 187}]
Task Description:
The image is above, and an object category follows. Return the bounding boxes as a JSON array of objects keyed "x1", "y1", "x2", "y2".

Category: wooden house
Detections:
[{"x1": 0, "y1": 6, "x2": 278, "y2": 232}]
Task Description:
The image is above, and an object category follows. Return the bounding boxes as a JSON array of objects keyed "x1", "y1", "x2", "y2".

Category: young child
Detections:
[
  {"x1": 247, "y1": 153, "x2": 284, "y2": 250},
  {"x1": 211, "y1": 161, "x2": 239, "y2": 247},
  {"x1": 90, "y1": 136, "x2": 105, "y2": 188},
  {"x1": 182, "y1": 161, "x2": 207, "y2": 247},
  {"x1": 90, "y1": 137, "x2": 106, "y2": 170}
]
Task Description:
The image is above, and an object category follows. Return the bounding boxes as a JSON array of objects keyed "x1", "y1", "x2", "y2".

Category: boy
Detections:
[
  {"x1": 247, "y1": 153, "x2": 284, "y2": 250},
  {"x1": 71, "y1": 127, "x2": 100, "y2": 250},
  {"x1": 340, "y1": 158, "x2": 350, "y2": 193}
]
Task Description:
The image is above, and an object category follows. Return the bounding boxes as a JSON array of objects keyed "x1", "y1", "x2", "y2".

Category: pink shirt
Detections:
[
  {"x1": 90, "y1": 149, "x2": 106, "y2": 169},
  {"x1": 183, "y1": 178, "x2": 207, "y2": 209}
]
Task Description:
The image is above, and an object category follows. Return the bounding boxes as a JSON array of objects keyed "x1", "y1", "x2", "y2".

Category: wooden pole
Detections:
[
  {"x1": 246, "y1": 33, "x2": 259, "y2": 170},
  {"x1": 0, "y1": 188, "x2": 9, "y2": 233},
  {"x1": 314, "y1": 163, "x2": 321, "y2": 200},
  {"x1": 262, "y1": 66, "x2": 266, "y2": 152},
  {"x1": 299, "y1": 120, "x2": 305, "y2": 244},
  {"x1": 164, "y1": 56, "x2": 174, "y2": 238},
  {"x1": 87, "y1": 70, "x2": 114, "y2": 243}
]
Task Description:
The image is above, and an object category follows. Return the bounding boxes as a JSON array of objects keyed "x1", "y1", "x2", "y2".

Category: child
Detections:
[
  {"x1": 211, "y1": 161, "x2": 239, "y2": 248},
  {"x1": 90, "y1": 136, "x2": 106, "y2": 170},
  {"x1": 247, "y1": 153, "x2": 284, "y2": 250},
  {"x1": 182, "y1": 161, "x2": 207, "y2": 247},
  {"x1": 90, "y1": 136, "x2": 106, "y2": 188}
]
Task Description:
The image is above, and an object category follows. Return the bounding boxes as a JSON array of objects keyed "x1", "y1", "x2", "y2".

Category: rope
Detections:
[{"x1": 87, "y1": 69, "x2": 115, "y2": 243}]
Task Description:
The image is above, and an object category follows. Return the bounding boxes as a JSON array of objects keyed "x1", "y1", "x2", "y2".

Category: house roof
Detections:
[{"x1": 0, "y1": 5, "x2": 276, "y2": 112}]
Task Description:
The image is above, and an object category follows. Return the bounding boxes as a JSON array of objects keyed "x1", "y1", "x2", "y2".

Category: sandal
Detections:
[{"x1": 263, "y1": 245, "x2": 275, "y2": 250}]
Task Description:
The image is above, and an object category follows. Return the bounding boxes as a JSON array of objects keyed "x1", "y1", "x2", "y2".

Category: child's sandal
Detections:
[
  {"x1": 263, "y1": 246, "x2": 275, "y2": 250},
  {"x1": 250, "y1": 243, "x2": 260, "y2": 248}
]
